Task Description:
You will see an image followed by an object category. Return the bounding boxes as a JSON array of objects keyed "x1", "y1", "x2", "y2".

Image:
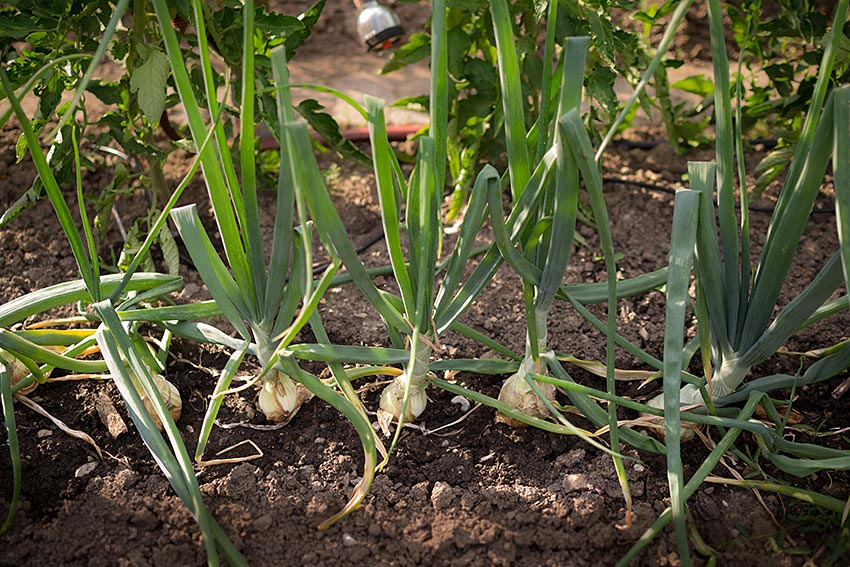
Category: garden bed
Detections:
[
  {"x1": 1, "y1": 115, "x2": 848, "y2": 566},
  {"x1": 1, "y1": 1, "x2": 850, "y2": 565}
]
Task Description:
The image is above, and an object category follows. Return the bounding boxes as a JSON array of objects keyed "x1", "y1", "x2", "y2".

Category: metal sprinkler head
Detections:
[{"x1": 355, "y1": 0, "x2": 404, "y2": 52}]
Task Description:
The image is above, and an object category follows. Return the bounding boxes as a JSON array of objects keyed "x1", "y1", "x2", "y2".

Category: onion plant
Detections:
[
  {"x1": 281, "y1": 0, "x2": 670, "y2": 458},
  {"x1": 275, "y1": 1, "x2": 605, "y2": 448},
  {"x1": 149, "y1": 0, "x2": 379, "y2": 529},
  {"x1": 476, "y1": 0, "x2": 644, "y2": 523},
  {"x1": 0, "y1": 34, "x2": 237, "y2": 559},
  {"x1": 2, "y1": 39, "x2": 183, "y2": 486},
  {"x1": 271, "y1": 0, "x2": 503, "y2": 444},
  {"x1": 484, "y1": 0, "x2": 696, "y2": 451}
]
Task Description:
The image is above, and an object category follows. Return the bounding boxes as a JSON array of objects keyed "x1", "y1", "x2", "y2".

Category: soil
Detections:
[{"x1": 1, "y1": 2, "x2": 849, "y2": 567}]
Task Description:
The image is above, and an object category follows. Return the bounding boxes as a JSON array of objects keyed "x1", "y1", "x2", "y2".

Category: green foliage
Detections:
[
  {"x1": 384, "y1": 0, "x2": 647, "y2": 219},
  {"x1": 128, "y1": 45, "x2": 170, "y2": 124},
  {"x1": 0, "y1": 0, "x2": 326, "y2": 268}
]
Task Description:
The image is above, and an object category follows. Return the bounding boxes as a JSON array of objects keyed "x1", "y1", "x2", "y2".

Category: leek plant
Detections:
[
  {"x1": 635, "y1": 0, "x2": 850, "y2": 562},
  {"x1": 649, "y1": 0, "x2": 850, "y2": 411}
]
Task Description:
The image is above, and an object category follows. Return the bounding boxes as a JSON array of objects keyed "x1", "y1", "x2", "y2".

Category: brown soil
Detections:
[{"x1": 1, "y1": 2, "x2": 849, "y2": 567}]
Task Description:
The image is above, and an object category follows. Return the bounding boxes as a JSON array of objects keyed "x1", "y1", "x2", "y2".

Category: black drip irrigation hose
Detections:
[
  {"x1": 601, "y1": 176, "x2": 836, "y2": 215},
  {"x1": 257, "y1": 127, "x2": 819, "y2": 216},
  {"x1": 608, "y1": 137, "x2": 779, "y2": 151}
]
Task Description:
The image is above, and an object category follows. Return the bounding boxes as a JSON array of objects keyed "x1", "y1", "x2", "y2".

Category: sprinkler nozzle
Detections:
[{"x1": 355, "y1": 1, "x2": 404, "y2": 51}]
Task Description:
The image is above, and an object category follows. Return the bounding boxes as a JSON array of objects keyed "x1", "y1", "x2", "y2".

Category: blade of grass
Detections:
[
  {"x1": 707, "y1": 0, "x2": 740, "y2": 347},
  {"x1": 740, "y1": 94, "x2": 837, "y2": 351},
  {"x1": 435, "y1": 165, "x2": 493, "y2": 309},
  {"x1": 0, "y1": 330, "x2": 106, "y2": 374},
  {"x1": 833, "y1": 87, "x2": 850, "y2": 305},
  {"x1": 410, "y1": 136, "x2": 440, "y2": 332},
  {"x1": 705, "y1": 477, "x2": 847, "y2": 513},
  {"x1": 559, "y1": 268, "x2": 668, "y2": 304},
  {"x1": 432, "y1": 377, "x2": 597, "y2": 436},
  {"x1": 288, "y1": 343, "x2": 410, "y2": 365},
  {"x1": 367, "y1": 96, "x2": 414, "y2": 314},
  {"x1": 597, "y1": 0, "x2": 695, "y2": 158},
  {"x1": 733, "y1": 17, "x2": 753, "y2": 340},
  {"x1": 170, "y1": 205, "x2": 252, "y2": 339},
  {"x1": 691, "y1": 162, "x2": 731, "y2": 354},
  {"x1": 617, "y1": 394, "x2": 761, "y2": 566},
  {"x1": 279, "y1": 119, "x2": 407, "y2": 332},
  {"x1": 195, "y1": 342, "x2": 249, "y2": 462},
  {"x1": 152, "y1": 0, "x2": 252, "y2": 297},
  {"x1": 560, "y1": 105, "x2": 632, "y2": 523},
  {"x1": 189, "y1": 0, "x2": 247, "y2": 248},
  {"x1": 239, "y1": 0, "x2": 267, "y2": 310},
  {"x1": 0, "y1": 68, "x2": 97, "y2": 297},
  {"x1": 0, "y1": 274, "x2": 178, "y2": 328},
  {"x1": 47, "y1": 0, "x2": 129, "y2": 138},
  {"x1": 430, "y1": 0, "x2": 448, "y2": 194},
  {"x1": 448, "y1": 321, "x2": 522, "y2": 362},
  {"x1": 534, "y1": 0, "x2": 559, "y2": 162},
  {"x1": 165, "y1": 321, "x2": 258, "y2": 355},
  {"x1": 280, "y1": 357, "x2": 378, "y2": 530},
  {"x1": 546, "y1": 354, "x2": 666, "y2": 454},
  {"x1": 70, "y1": 126, "x2": 100, "y2": 298},
  {"x1": 739, "y1": 252, "x2": 844, "y2": 368}
]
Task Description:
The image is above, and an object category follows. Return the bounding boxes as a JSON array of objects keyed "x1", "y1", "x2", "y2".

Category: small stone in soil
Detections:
[
  {"x1": 74, "y1": 462, "x2": 98, "y2": 478},
  {"x1": 342, "y1": 533, "x2": 358, "y2": 546},
  {"x1": 36, "y1": 429, "x2": 52, "y2": 438},
  {"x1": 431, "y1": 481, "x2": 455, "y2": 510},
  {"x1": 253, "y1": 513, "x2": 273, "y2": 531},
  {"x1": 562, "y1": 473, "x2": 589, "y2": 493},
  {"x1": 450, "y1": 395, "x2": 470, "y2": 412}
]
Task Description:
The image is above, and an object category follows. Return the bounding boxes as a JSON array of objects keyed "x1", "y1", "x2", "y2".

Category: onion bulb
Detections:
[
  {"x1": 376, "y1": 339, "x2": 432, "y2": 436},
  {"x1": 257, "y1": 369, "x2": 312, "y2": 424},
  {"x1": 124, "y1": 363, "x2": 182, "y2": 431},
  {"x1": 141, "y1": 372, "x2": 182, "y2": 431},
  {"x1": 496, "y1": 356, "x2": 555, "y2": 427},
  {"x1": 0, "y1": 348, "x2": 36, "y2": 395},
  {"x1": 378, "y1": 373, "x2": 429, "y2": 422}
]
